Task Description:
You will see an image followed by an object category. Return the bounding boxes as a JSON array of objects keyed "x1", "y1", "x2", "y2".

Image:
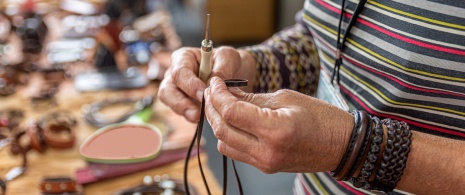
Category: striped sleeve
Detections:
[{"x1": 244, "y1": 15, "x2": 321, "y2": 95}]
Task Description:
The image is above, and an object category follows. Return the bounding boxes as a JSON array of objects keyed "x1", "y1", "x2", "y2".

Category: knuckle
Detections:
[
  {"x1": 221, "y1": 104, "x2": 236, "y2": 122},
  {"x1": 216, "y1": 46, "x2": 236, "y2": 54},
  {"x1": 217, "y1": 141, "x2": 227, "y2": 155},
  {"x1": 259, "y1": 155, "x2": 281, "y2": 174},
  {"x1": 213, "y1": 125, "x2": 226, "y2": 141},
  {"x1": 274, "y1": 89, "x2": 291, "y2": 99}
]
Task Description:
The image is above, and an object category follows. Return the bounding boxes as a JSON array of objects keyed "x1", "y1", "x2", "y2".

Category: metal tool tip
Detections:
[{"x1": 205, "y1": 14, "x2": 210, "y2": 42}]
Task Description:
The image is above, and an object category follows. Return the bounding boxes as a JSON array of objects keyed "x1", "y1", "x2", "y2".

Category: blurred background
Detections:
[{"x1": 0, "y1": 0, "x2": 305, "y2": 194}]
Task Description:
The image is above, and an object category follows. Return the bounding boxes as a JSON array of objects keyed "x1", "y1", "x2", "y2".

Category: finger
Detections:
[
  {"x1": 217, "y1": 140, "x2": 259, "y2": 167},
  {"x1": 206, "y1": 77, "x2": 280, "y2": 136},
  {"x1": 228, "y1": 87, "x2": 280, "y2": 109},
  {"x1": 205, "y1": 90, "x2": 258, "y2": 154},
  {"x1": 170, "y1": 48, "x2": 206, "y2": 102},
  {"x1": 159, "y1": 78, "x2": 200, "y2": 122},
  {"x1": 210, "y1": 47, "x2": 241, "y2": 80}
]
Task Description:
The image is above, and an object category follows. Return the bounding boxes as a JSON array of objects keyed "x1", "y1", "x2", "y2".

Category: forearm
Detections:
[{"x1": 397, "y1": 131, "x2": 465, "y2": 194}]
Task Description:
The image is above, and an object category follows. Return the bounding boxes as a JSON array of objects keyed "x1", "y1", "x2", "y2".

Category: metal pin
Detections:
[{"x1": 205, "y1": 14, "x2": 210, "y2": 43}]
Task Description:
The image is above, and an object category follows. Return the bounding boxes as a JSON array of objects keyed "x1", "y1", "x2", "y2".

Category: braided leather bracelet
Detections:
[
  {"x1": 352, "y1": 116, "x2": 383, "y2": 188},
  {"x1": 370, "y1": 119, "x2": 412, "y2": 192},
  {"x1": 332, "y1": 110, "x2": 370, "y2": 180}
]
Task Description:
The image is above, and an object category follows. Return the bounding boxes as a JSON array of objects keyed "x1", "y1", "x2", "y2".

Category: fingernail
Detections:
[
  {"x1": 204, "y1": 87, "x2": 211, "y2": 98},
  {"x1": 210, "y1": 76, "x2": 217, "y2": 86},
  {"x1": 185, "y1": 109, "x2": 198, "y2": 121},
  {"x1": 196, "y1": 89, "x2": 204, "y2": 102}
]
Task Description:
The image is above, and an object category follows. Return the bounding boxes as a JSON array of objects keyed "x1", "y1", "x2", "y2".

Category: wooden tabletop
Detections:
[{"x1": 0, "y1": 73, "x2": 221, "y2": 195}]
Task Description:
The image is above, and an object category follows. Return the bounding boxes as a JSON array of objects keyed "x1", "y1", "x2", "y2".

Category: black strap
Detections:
[{"x1": 331, "y1": 0, "x2": 368, "y2": 84}]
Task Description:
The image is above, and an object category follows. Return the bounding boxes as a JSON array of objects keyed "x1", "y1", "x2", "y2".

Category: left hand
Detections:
[{"x1": 204, "y1": 77, "x2": 354, "y2": 173}]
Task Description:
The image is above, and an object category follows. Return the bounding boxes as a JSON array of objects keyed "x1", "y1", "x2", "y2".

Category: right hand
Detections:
[{"x1": 158, "y1": 46, "x2": 256, "y2": 122}]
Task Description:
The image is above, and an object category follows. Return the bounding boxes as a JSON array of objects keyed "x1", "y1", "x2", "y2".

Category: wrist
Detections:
[{"x1": 329, "y1": 111, "x2": 355, "y2": 171}]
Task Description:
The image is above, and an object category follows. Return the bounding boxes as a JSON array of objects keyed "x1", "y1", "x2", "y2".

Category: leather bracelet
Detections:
[
  {"x1": 345, "y1": 112, "x2": 372, "y2": 181},
  {"x1": 38, "y1": 112, "x2": 77, "y2": 150},
  {"x1": 352, "y1": 116, "x2": 383, "y2": 188},
  {"x1": 371, "y1": 119, "x2": 411, "y2": 192},
  {"x1": 10, "y1": 131, "x2": 30, "y2": 156},
  {"x1": 389, "y1": 121, "x2": 412, "y2": 186},
  {"x1": 332, "y1": 110, "x2": 369, "y2": 180},
  {"x1": 27, "y1": 122, "x2": 47, "y2": 153},
  {"x1": 40, "y1": 177, "x2": 79, "y2": 194}
]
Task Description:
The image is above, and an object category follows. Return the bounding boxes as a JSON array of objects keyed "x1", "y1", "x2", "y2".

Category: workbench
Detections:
[{"x1": 0, "y1": 70, "x2": 221, "y2": 194}]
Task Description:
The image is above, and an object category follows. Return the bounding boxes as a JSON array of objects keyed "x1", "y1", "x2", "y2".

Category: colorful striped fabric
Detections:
[{"x1": 246, "y1": 0, "x2": 465, "y2": 194}]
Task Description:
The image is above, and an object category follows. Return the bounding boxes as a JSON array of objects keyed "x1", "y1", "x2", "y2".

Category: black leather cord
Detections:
[
  {"x1": 331, "y1": 0, "x2": 368, "y2": 84},
  {"x1": 184, "y1": 79, "x2": 247, "y2": 195}
]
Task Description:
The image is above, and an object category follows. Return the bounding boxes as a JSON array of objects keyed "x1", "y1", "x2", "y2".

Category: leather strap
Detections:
[{"x1": 39, "y1": 177, "x2": 79, "y2": 194}]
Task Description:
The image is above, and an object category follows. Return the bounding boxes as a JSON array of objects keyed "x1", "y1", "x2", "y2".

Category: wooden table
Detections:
[{"x1": 0, "y1": 72, "x2": 221, "y2": 194}]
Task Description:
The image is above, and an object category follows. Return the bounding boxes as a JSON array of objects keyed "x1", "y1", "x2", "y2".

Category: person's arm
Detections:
[
  {"x1": 243, "y1": 12, "x2": 321, "y2": 95},
  {"x1": 204, "y1": 77, "x2": 465, "y2": 194},
  {"x1": 396, "y1": 132, "x2": 465, "y2": 194}
]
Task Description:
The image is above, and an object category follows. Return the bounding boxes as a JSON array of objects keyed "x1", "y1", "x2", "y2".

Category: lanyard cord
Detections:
[
  {"x1": 331, "y1": 0, "x2": 368, "y2": 85},
  {"x1": 184, "y1": 80, "x2": 247, "y2": 195}
]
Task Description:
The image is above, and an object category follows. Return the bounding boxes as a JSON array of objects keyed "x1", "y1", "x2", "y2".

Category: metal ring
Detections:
[{"x1": 224, "y1": 79, "x2": 248, "y2": 87}]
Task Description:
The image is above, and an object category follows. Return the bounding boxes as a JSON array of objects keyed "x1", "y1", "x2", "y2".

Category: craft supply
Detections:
[{"x1": 79, "y1": 106, "x2": 163, "y2": 163}]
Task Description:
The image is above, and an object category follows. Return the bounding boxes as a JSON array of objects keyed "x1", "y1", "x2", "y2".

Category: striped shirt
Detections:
[{"x1": 246, "y1": 0, "x2": 465, "y2": 194}]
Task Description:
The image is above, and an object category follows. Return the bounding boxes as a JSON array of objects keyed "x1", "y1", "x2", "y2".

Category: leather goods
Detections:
[
  {"x1": 75, "y1": 147, "x2": 200, "y2": 185},
  {"x1": 39, "y1": 177, "x2": 79, "y2": 194},
  {"x1": 27, "y1": 123, "x2": 47, "y2": 153},
  {"x1": 38, "y1": 112, "x2": 77, "y2": 150}
]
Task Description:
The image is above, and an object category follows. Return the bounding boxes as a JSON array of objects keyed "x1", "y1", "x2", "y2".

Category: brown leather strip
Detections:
[
  {"x1": 40, "y1": 177, "x2": 78, "y2": 194},
  {"x1": 336, "y1": 111, "x2": 369, "y2": 181}
]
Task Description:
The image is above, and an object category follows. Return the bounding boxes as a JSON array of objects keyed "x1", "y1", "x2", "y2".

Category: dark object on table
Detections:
[
  {"x1": 114, "y1": 175, "x2": 196, "y2": 195},
  {"x1": 83, "y1": 95, "x2": 154, "y2": 127},
  {"x1": 74, "y1": 45, "x2": 147, "y2": 91},
  {"x1": 15, "y1": 13, "x2": 48, "y2": 54},
  {"x1": 0, "y1": 109, "x2": 24, "y2": 130}
]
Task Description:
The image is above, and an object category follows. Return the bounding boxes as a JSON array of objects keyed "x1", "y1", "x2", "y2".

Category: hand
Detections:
[
  {"x1": 158, "y1": 47, "x2": 256, "y2": 122},
  {"x1": 204, "y1": 77, "x2": 354, "y2": 173}
]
